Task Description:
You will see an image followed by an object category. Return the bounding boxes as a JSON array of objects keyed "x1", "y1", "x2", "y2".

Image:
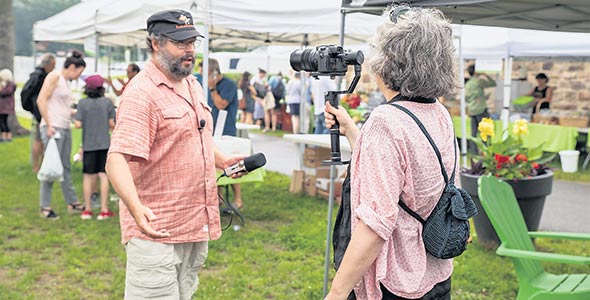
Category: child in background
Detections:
[{"x1": 74, "y1": 74, "x2": 116, "y2": 220}]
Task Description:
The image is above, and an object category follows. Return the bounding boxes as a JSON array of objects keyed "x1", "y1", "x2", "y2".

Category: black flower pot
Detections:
[{"x1": 460, "y1": 171, "x2": 553, "y2": 250}]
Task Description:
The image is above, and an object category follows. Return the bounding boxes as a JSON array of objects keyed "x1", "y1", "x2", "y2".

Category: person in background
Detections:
[
  {"x1": 106, "y1": 10, "x2": 245, "y2": 299},
  {"x1": 106, "y1": 63, "x2": 140, "y2": 96},
  {"x1": 74, "y1": 74, "x2": 116, "y2": 220},
  {"x1": 197, "y1": 58, "x2": 245, "y2": 210},
  {"x1": 251, "y1": 68, "x2": 276, "y2": 132},
  {"x1": 286, "y1": 72, "x2": 302, "y2": 134},
  {"x1": 527, "y1": 73, "x2": 553, "y2": 117},
  {"x1": 20, "y1": 54, "x2": 56, "y2": 171},
  {"x1": 311, "y1": 76, "x2": 336, "y2": 134},
  {"x1": 36, "y1": 50, "x2": 87, "y2": 219},
  {"x1": 239, "y1": 71, "x2": 255, "y2": 124},
  {"x1": 0, "y1": 69, "x2": 17, "y2": 142},
  {"x1": 269, "y1": 72, "x2": 285, "y2": 127},
  {"x1": 465, "y1": 64, "x2": 495, "y2": 153},
  {"x1": 324, "y1": 6, "x2": 457, "y2": 300}
]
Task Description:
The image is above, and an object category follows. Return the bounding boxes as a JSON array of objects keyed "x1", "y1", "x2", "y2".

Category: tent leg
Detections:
[
  {"x1": 323, "y1": 164, "x2": 337, "y2": 297},
  {"x1": 502, "y1": 56, "x2": 513, "y2": 134},
  {"x1": 457, "y1": 32, "x2": 468, "y2": 168}
]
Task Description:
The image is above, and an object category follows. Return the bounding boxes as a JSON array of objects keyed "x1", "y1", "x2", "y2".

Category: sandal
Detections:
[
  {"x1": 40, "y1": 208, "x2": 60, "y2": 220},
  {"x1": 67, "y1": 203, "x2": 85, "y2": 214},
  {"x1": 231, "y1": 202, "x2": 243, "y2": 210}
]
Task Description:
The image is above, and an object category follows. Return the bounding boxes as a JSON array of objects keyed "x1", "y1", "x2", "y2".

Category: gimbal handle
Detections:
[{"x1": 322, "y1": 64, "x2": 362, "y2": 165}]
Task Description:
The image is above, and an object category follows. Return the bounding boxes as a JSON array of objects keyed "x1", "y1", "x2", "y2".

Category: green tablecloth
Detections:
[
  {"x1": 216, "y1": 168, "x2": 266, "y2": 186},
  {"x1": 452, "y1": 117, "x2": 579, "y2": 153}
]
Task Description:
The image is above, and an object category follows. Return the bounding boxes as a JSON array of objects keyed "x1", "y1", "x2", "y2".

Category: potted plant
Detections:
[{"x1": 460, "y1": 118, "x2": 556, "y2": 249}]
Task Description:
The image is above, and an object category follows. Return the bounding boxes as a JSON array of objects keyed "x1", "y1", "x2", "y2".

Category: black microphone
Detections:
[
  {"x1": 223, "y1": 152, "x2": 267, "y2": 177},
  {"x1": 198, "y1": 119, "x2": 206, "y2": 131}
]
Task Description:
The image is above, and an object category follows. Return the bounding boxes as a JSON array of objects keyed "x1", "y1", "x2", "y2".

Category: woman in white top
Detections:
[
  {"x1": 37, "y1": 50, "x2": 87, "y2": 219},
  {"x1": 286, "y1": 72, "x2": 303, "y2": 134}
]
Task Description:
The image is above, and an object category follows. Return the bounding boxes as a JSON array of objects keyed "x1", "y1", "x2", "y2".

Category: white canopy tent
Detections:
[
  {"x1": 33, "y1": 0, "x2": 380, "y2": 48},
  {"x1": 32, "y1": 1, "x2": 590, "y2": 296}
]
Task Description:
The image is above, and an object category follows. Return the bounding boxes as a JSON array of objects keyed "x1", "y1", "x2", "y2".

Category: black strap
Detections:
[
  {"x1": 387, "y1": 100, "x2": 458, "y2": 223},
  {"x1": 389, "y1": 103, "x2": 451, "y2": 183}
]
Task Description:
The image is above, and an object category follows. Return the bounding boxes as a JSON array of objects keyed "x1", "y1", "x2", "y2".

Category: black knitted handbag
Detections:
[{"x1": 390, "y1": 103, "x2": 478, "y2": 259}]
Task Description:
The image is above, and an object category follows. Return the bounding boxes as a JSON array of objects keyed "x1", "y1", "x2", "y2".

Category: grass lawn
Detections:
[{"x1": 0, "y1": 121, "x2": 588, "y2": 299}]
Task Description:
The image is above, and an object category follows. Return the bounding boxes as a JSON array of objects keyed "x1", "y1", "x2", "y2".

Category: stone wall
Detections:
[{"x1": 512, "y1": 60, "x2": 590, "y2": 114}]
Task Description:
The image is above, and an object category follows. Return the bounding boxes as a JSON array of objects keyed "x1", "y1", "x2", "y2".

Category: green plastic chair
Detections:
[{"x1": 478, "y1": 175, "x2": 590, "y2": 300}]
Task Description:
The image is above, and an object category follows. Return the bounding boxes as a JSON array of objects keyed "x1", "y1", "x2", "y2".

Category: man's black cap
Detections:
[{"x1": 147, "y1": 9, "x2": 203, "y2": 41}]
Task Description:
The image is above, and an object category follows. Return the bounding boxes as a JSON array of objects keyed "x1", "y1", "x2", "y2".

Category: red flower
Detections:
[
  {"x1": 515, "y1": 154, "x2": 528, "y2": 162},
  {"x1": 494, "y1": 154, "x2": 510, "y2": 168},
  {"x1": 532, "y1": 162, "x2": 540, "y2": 169}
]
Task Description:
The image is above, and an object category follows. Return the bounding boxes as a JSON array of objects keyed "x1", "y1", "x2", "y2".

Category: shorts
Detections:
[
  {"x1": 125, "y1": 238, "x2": 208, "y2": 300},
  {"x1": 83, "y1": 149, "x2": 108, "y2": 174},
  {"x1": 288, "y1": 103, "x2": 300, "y2": 116},
  {"x1": 31, "y1": 117, "x2": 41, "y2": 141}
]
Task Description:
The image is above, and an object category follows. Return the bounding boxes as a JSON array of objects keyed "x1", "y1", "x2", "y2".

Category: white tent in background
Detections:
[{"x1": 33, "y1": 0, "x2": 381, "y2": 48}]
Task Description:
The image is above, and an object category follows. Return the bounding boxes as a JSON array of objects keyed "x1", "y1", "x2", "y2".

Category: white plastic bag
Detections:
[{"x1": 37, "y1": 138, "x2": 63, "y2": 182}]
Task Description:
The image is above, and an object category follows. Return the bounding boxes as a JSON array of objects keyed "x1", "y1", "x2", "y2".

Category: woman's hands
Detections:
[{"x1": 324, "y1": 101, "x2": 354, "y2": 136}]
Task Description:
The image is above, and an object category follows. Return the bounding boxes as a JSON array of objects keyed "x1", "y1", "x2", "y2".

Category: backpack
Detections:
[
  {"x1": 21, "y1": 68, "x2": 46, "y2": 122},
  {"x1": 271, "y1": 80, "x2": 285, "y2": 101},
  {"x1": 390, "y1": 102, "x2": 478, "y2": 259}
]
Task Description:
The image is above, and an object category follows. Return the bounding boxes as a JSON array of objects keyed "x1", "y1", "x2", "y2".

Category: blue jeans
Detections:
[
  {"x1": 314, "y1": 113, "x2": 329, "y2": 134},
  {"x1": 39, "y1": 126, "x2": 78, "y2": 208}
]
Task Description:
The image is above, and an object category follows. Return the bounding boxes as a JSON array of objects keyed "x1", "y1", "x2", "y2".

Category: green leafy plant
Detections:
[{"x1": 463, "y1": 118, "x2": 555, "y2": 179}]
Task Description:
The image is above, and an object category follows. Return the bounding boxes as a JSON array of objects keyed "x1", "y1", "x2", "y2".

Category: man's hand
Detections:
[
  {"x1": 208, "y1": 73, "x2": 220, "y2": 90},
  {"x1": 225, "y1": 155, "x2": 249, "y2": 179},
  {"x1": 132, "y1": 205, "x2": 170, "y2": 239}
]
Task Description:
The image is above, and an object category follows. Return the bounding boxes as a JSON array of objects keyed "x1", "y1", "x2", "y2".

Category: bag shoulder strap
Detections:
[
  {"x1": 389, "y1": 103, "x2": 452, "y2": 183},
  {"x1": 388, "y1": 102, "x2": 458, "y2": 223}
]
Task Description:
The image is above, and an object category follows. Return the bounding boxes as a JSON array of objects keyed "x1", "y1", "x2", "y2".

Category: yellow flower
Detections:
[
  {"x1": 478, "y1": 118, "x2": 495, "y2": 142},
  {"x1": 512, "y1": 119, "x2": 529, "y2": 137}
]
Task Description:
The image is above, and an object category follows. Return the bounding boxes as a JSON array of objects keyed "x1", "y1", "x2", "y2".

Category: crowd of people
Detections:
[{"x1": 2, "y1": 4, "x2": 567, "y2": 300}]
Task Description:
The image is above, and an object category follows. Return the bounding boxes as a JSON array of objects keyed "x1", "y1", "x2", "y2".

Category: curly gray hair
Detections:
[{"x1": 368, "y1": 7, "x2": 457, "y2": 99}]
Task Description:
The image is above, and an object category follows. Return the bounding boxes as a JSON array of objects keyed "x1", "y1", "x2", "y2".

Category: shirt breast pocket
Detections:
[{"x1": 160, "y1": 107, "x2": 193, "y2": 138}]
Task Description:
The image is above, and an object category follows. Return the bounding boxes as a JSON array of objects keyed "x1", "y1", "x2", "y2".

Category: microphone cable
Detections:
[{"x1": 216, "y1": 174, "x2": 245, "y2": 230}]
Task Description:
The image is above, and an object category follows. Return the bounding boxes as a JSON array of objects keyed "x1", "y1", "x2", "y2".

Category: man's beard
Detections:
[{"x1": 155, "y1": 48, "x2": 194, "y2": 80}]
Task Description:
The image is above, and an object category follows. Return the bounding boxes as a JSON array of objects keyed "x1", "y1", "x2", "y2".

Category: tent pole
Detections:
[
  {"x1": 502, "y1": 56, "x2": 513, "y2": 134},
  {"x1": 299, "y1": 34, "x2": 309, "y2": 135},
  {"x1": 457, "y1": 31, "x2": 467, "y2": 168},
  {"x1": 336, "y1": 9, "x2": 346, "y2": 90},
  {"x1": 94, "y1": 34, "x2": 99, "y2": 73},
  {"x1": 32, "y1": 42, "x2": 37, "y2": 70},
  {"x1": 322, "y1": 8, "x2": 348, "y2": 298}
]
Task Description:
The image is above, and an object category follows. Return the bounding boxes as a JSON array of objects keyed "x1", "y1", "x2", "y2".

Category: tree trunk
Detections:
[
  {"x1": 1, "y1": 0, "x2": 28, "y2": 136},
  {"x1": 0, "y1": 0, "x2": 15, "y2": 71}
]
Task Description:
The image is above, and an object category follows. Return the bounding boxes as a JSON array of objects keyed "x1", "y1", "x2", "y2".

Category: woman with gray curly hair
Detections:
[{"x1": 325, "y1": 7, "x2": 458, "y2": 300}]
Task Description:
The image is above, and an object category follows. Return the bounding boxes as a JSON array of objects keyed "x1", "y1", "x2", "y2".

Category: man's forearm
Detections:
[
  {"x1": 105, "y1": 153, "x2": 143, "y2": 215},
  {"x1": 211, "y1": 91, "x2": 229, "y2": 110}
]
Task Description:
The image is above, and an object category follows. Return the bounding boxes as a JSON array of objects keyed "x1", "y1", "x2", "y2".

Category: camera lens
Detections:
[
  {"x1": 290, "y1": 49, "x2": 318, "y2": 72},
  {"x1": 343, "y1": 50, "x2": 365, "y2": 66}
]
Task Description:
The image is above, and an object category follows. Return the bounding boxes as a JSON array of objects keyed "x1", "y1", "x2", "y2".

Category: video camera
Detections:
[
  {"x1": 289, "y1": 45, "x2": 364, "y2": 165},
  {"x1": 290, "y1": 45, "x2": 364, "y2": 78}
]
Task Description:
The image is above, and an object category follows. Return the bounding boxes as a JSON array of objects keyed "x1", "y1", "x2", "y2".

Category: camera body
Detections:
[{"x1": 290, "y1": 45, "x2": 364, "y2": 77}]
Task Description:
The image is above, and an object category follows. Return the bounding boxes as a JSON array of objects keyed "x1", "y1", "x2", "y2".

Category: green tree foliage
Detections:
[{"x1": 13, "y1": 0, "x2": 80, "y2": 56}]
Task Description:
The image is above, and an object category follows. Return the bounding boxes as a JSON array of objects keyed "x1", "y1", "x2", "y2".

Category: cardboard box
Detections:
[
  {"x1": 303, "y1": 146, "x2": 331, "y2": 167},
  {"x1": 289, "y1": 170, "x2": 305, "y2": 193},
  {"x1": 559, "y1": 116, "x2": 589, "y2": 128},
  {"x1": 304, "y1": 175, "x2": 317, "y2": 197},
  {"x1": 316, "y1": 178, "x2": 343, "y2": 201},
  {"x1": 315, "y1": 167, "x2": 331, "y2": 178}
]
